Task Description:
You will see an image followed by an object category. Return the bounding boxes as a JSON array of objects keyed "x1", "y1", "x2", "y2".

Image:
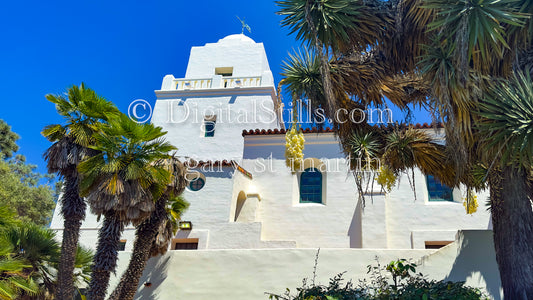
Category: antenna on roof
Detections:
[{"x1": 236, "y1": 16, "x2": 251, "y2": 35}]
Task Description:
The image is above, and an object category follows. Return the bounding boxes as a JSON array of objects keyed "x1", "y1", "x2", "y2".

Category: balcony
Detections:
[
  {"x1": 173, "y1": 76, "x2": 262, "y2": 90},
  {"x1": 174, "y1": 78, "x2": 213, "y2": 90}
]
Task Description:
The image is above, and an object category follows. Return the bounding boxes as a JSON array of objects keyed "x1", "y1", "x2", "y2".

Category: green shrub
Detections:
[{"x1": 266, "y1": 257, "x2": 488, "y2": 300}]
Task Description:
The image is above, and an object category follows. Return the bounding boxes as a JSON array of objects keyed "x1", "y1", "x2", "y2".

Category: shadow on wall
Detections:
[
  {"x1": 136, "y1": 255, "x2": 171, "y2": 300},
  {"x1": 444, "y1": 230, "x2": 502, "y2": 300},
  {"x1": 348, "y1": 198, "x2": 363, "y2": 248}
]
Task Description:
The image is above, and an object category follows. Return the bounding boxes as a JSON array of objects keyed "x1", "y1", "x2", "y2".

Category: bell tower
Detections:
[{"x1": 152, "y1": 34, "x2": 283, "y2": 161}]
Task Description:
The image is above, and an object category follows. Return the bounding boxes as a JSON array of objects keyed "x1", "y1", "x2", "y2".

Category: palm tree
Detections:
[
  {"x1": 3, "y1": 223, "x2": 60, "y2": 296},
  {"x1": 277, "y1": 0, "x2": 533, "y2": 296},
  {"x1": 78, "y1": 114, "x2": 175, "y2": 300},
  {"x1": 108, "y1": 193, "x2": 189, "y2": 300},
  {"x1": 0, "y1": 205, "x2": 93, "y2": 300},
  {"x1": 2, "y1": 223, "x2": 93, "y2": 299},
  {"x1": 42, "y1": 83, "x2": 118, "y2": 299},
  {"x1": 0, "y1": 238, "x2": 39, "y2": 300},
  {"x1": 0, "y1": 206, "x2": 39, "y2": 300}
]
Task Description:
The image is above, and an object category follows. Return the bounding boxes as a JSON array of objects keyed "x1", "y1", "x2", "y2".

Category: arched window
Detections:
[{"x1": 300, "y1": 168, "x2": 322, "y2": 203}]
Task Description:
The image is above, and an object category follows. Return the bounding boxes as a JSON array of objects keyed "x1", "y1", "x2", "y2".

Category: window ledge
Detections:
[
  {"x1": 293, "y1": 203, "x2": 325, "y2": 207},
  {"x1": 424, "y1": 201, "x2": 461, "y2": 205}
]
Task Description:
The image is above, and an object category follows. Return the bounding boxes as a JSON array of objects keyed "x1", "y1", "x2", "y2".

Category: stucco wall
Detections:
[
  {"x1": 185, "y1": 34, "x2": 272, "y2": 80},
  {"x1": 240, "y1": 133, "x2": 491, "y2": 249},
  {"x1": 108, "y1": 230, "x2": 501, "y2": 300},
  {"x1": 151, "y1": 92, "x2": 279, "y2": 162},
  {"x1": 51, "y1": 130, "x2": 492, "y2": 252}
]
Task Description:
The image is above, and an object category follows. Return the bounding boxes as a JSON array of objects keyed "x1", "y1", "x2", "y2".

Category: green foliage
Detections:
[
  {"x1": 73, "y1": 246, "x2": 94, "y2": 287},
  {"x1": 477, "y1": 71, "x2": 533, "y2": 170},
  {"x1": 424, "y1": 0, "x2": 525, "y2": 60},
  {"x1": 42, "y1": 83, "x2": 119, "y2": 147},
  {"x1": 0, "y1": 119, "x2": 19, "y2": 159},
  {"x1": 281, "y1": 48, "x2": 324, "y2": 106},
  {"x1": 79, "y1": 113, "x2": 176, "y2": 224},
  {"x1": 150, "y1": 195, "x2": 190, "y2": 256},
  {"x1": 0, "y1": 225, "x2": 39, "y2": 300},
  {"x1": 267, "y1": 258, "x2": 488, "y2": 300},
  {"x1": 348, "y1": 130, "x2": 382, "y2": 171},
  {"x1": 276, "y1": 0, "x2": 384, "y2": 52},
  {"x1": 0, "y1": 155, "x2": 56, "y2": 226},
  {"x1": 0, "y1": 208, "x2": 93, "y2": 298},
  {"x1": 43, "y1": 83, "x2": 115, "y2": 299}
]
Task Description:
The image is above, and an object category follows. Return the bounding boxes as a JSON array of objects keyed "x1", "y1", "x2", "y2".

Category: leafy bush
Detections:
[{"x1": 267, "y1": 257, "x2": 488, "y2": 300}]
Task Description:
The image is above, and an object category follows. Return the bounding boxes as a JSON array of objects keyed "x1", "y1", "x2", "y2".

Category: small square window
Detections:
[
  {"x1": 204, "y1": 115, "x2": 216, "y2": 137},
  {"x1": 215, "y1": 67, "x2": 233, "y2": 77},
  {"x1": 172, "y1": 238, "x2": 199, "y2": 250},
  {"x1": 425, "y1": 241, "x2": 452, "y2": 249},
  {"x1": 118, "y1": 240, "x2": 127, "y2": 251}
]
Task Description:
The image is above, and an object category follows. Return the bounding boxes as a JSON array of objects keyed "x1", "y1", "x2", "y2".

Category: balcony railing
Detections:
[
  {"x1": 175, "y1": 79, "x2": 213, "y2": 90},
  {"x1": 221, "y1": 76, "x2": 262, "y2": 88},
  {"x1": 173, "y1": 76, "x2": 262, "y2": 90}
]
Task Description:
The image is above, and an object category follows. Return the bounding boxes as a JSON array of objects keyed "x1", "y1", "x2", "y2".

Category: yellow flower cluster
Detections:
[
  {"x1": 376, "y1": 166, "x2": 397, "y2": 193},
  {"x1": 463, "y1": 189, "x2": 478, "y2": 214},
  {"x1": 285, "y1": 127, "x2": 305, "y2": 171}
]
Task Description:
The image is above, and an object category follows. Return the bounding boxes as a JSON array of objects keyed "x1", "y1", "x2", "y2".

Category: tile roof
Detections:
[
  {"x1": 242, "y1": 123, "x2": 443, "y2": 136},
  {"x1": 184, "y1": 159, "x2": 236, "y2": 168}
]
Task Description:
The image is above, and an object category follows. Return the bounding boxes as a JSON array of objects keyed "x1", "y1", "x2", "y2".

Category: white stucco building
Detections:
[
  {"x1": 50, "y1": 34, "x2": 500, "y2": 299},
  {"x1": 148, "y1": 33, "x2": 491, "y2": 251},
  {"x1": 51, "y1": 33, "x2": 491, "y2": 251}
]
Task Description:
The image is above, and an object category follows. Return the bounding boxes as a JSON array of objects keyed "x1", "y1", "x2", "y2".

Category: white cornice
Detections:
[{"x1": 155, "y1": 86, "x2": 277, "y2": 99}]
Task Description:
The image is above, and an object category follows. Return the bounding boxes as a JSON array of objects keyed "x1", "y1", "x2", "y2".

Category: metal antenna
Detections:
[{"x1": 237, "y1": 16, "x2": 251, "y2": 34}]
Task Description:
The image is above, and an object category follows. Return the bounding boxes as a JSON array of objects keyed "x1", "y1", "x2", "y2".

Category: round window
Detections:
[{"x1": 189, "y1": 177, "x2": 205, "y2": 191}]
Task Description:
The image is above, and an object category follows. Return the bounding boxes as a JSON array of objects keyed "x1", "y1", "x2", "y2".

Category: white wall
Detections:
[
  {"x1": 152, "y1": 33, "x2": 280, "y2": 161},
  {"x1": 108, "y1": 230, "x2": 501, "y2": 300},
  {"x1": 185, "y1": 34, "x2": 272, "y2": 80},
  {"x1": 152, "y1": 92, "x2": 279, "y2": 161},
  {"x1": 241, "y1": 132, "x2": 492, "y2": 249}
]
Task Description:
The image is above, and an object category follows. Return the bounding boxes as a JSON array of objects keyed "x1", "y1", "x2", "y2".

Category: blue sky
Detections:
[{"x1": 0, "y1": 0, "x2": 431, "y2": 174}]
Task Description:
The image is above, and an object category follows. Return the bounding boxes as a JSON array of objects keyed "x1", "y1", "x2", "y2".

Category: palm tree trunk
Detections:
[
  {"x1": 489, "y1": 167, "x2": 533, "y2": 299},
  {"x1": 88, "y1": 212, "x2": 125, "y2": 300},
  {"x1": 107, "y1": 197, "x2": 167, "y2": 300},
  {"x1": 56, "y1": 173, "x2": 86, "y2": 300}
]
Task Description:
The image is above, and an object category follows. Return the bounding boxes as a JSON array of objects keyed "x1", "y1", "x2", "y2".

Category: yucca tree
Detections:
[
  {"x1": 109, "y1": 193, "x2": 189, "y2": 300},
  {"x1": 42, "y1": 83, "x2": 118, "y2": 299},
  {"x1": 277, "y1": 0, "x2": 533, "y2": 296},
  {"x1": 475, "y1": 71, "x2": 533, "y2": 297},
  {"x1": 347, "y1": 127, "x2": 453, "y2": 200},
  {"x1": 108, "y1": 156, "x2": 188, "y2": 300},
  {"x1": 279, "y1": 48, "x2": 326, "y2": 123},
  {"x1": 416, "y1": 0, "x2": 533, "y2": 296},
  {"x1": 78, "y1": 114, "x2": 175, "y2": 300}
]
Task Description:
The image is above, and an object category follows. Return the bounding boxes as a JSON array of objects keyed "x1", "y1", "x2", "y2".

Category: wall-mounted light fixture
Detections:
[
  {"x1": 179, "y1": 221, "x2": 193, "y2": 230},
  {"x1": 246, "y1": 184, "x2": 261, "y2": 201}
]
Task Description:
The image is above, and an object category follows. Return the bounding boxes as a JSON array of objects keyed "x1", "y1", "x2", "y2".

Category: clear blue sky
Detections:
[{"x1": 0, "y1": 0, "x2": 432, "y2": 174}]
